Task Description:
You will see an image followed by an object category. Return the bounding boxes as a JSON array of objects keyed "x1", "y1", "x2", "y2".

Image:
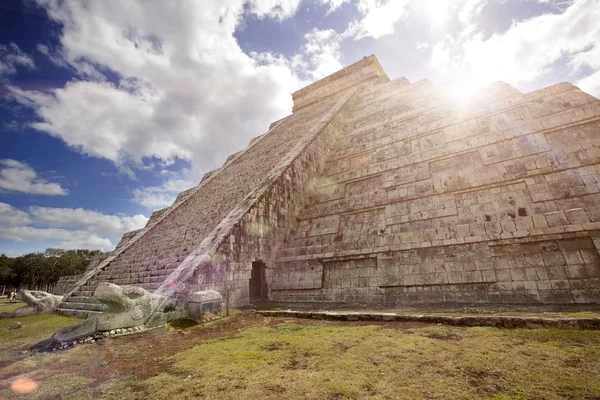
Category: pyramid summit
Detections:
[{"x1": 57, "y1": 55, "x2": 600, "y2": 317}]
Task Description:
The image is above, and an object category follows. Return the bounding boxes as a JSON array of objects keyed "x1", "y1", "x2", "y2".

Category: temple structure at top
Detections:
[{"x1": 56, "y1": 55, "x2": 600, "y2": 317}]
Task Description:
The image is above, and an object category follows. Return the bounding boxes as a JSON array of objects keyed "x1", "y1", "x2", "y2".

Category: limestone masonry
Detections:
[{"x1": 57, "y1": 55, "x2": 600, "y2": 316}]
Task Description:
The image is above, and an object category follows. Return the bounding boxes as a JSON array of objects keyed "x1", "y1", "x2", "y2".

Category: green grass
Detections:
[
  {"x1": 110, "y1": 322, "x2": 600, "y2": 400},
  {"x1": 0, "y1": 312, "x2": 80, "y2": 361},
  {"x1": 6, "y1": 373, "x2": 95, "y2": 400},
  {"x1": 0, "y1": 299, "x2": 26, "y2": 313},
  {"x1": 1, "y1": 314, "x2": 600, "y2": 399}
]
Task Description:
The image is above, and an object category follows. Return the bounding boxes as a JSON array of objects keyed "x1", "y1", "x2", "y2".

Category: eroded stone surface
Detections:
[
  {"x1": 94, "y1": 283, "x2": 165, "y2": 330},
  {"x1": 36, "y1": 285, "x2": 222, "y2": 349},
  {"x1": 185, "y1": 290, "x2": 222, "y2": 322},
  {"x1": 20, "y1": 290, "x2": 63, "y2": 312}
]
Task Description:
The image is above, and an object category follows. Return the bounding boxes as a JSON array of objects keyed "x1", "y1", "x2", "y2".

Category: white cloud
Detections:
[
  {"x1": 569, "y1": 33, "x2": 600, "y2": 96},
  {"x1": 0, "y1": 43, "x2": 34, "y2": 76},
  {"x1": 0, "y1": 249, "x2": 22, "y2": 257},
  {"x1": 0, "y1": 202, "x2": 148, "y2": 252},
  {"x1": 132, "y1": 178, "x2": 195, "y2": 210},
  {"x1": 0, "y1": 203, "x2": 32, "y2": 227},
  {"x1": 29, "y1": 206, "x2": 149, "y2": 238},
  {"x1": 318, "y1": 0, "x2": 351, "y2": 14},
  {"x1": 248, "y1": 0, "x2": 303, "y2": 19},
  {"x1": 36, "y1": 43, "x2": 68, "y2": 68},
  {"x1": 9, "y1": 81, "x2": 176, "y2": 165},
  {"x1": 8, "y1": 1, "x2": 363, "y2": 212},
  {"x1": 428, "y1": 0, "x2": 600, "y2": 96},
  {"x1": 458, "y1": 0, "x2": 487, "y2": 25},
  {"x1": 0, "y1": 159, "x2": 68, "y2": 196},
  {"x1": 346, "y1": 0, "x2": 411, "y2": 40},
  {"x1": 0, "y1": 225, "x2": 114, "y2": 251},
  {"x1": 416, "y1": 41, "x2": 430, "y2": 53},
  {"x1": 299, "y1": 28, "x2": 344, "y2": 80},
  {"x1": 10, "y1": 0, "x2": 313, "y2": 176}
]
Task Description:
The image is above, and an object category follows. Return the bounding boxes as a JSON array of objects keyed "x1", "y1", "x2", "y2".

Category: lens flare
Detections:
[
  {"x1": 448, "y1": 79, "x2": 481, "y2": 102},
  {"x1": 11, "y1": 378, "x2": 37, "y2": 394}
]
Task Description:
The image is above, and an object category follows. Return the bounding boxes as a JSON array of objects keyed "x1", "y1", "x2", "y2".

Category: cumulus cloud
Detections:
[
  {"x1": 248, "y1": 0, "x2": 303, "y2": 19},
  {"x1": 0, "y1": 43, "x2": 34, "y2": 76},
  {"x1": 317, "y1": 0, "x2": 351, "y2": 14},
  {"x1": 0, "y1": 159, "x2": 68, "y2": 196},
  {"x1": 132, "y1": 178, "x2": 195, "y2": 209},
  {"x1": 457, "y1": 0, "x2": 487, "y2": 36},
  {"x1": 5, "y1": 0, "x2": 370, "y2": 214},
  {"x1": 346, "y1": 0, "x2": 411, "y2": 40},
  {"x1": 0, "y1": 226, "x2": 114, "y2": 251},
  {"x1": 29, "y1": 206, "x2": 149, "y2": 238},
  {"x1": 428, "y1": 0, "x2": 600, "y2": 96},
  {"x1": 0, "y1": 202, "x2": 32, "y2": 227},
  {"x1": 251, "y1": 26, "x2": 345, "y2": 83},
  {"x1": 9, "y1": 0, "x2": 308, "y2": 176},
  {"x1": 0, "y1": 202, "x2": 148, "y2": 252},
  {"x1": 298, "y1": 28, "x2": 344, "y2": 80}
]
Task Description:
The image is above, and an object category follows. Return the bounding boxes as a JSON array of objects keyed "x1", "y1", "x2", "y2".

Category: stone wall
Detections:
[{"x1": 271, "y1": 73, "x2": 600, "y2": 305}]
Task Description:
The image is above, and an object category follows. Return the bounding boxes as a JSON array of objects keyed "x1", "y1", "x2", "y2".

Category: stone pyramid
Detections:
[{"x1": 57, "y1": 55, "x2": 600, "y2": 317}]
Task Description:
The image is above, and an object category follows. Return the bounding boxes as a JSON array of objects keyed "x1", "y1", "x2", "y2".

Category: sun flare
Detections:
[
  {"x1": 448, "y1": 79, "x2": 482, "y2": 102},
  {"x1": 416, "y1": 0, "x2": 450, "y2": 25}
]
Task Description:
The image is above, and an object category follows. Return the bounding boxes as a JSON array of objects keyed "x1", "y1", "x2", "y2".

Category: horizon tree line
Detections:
[{"x1": 0, "y1": 248, "x2": 102, "y2": 292}]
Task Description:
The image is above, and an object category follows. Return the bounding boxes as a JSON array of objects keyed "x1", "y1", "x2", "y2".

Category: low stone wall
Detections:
[{"x1": 256, "y1": 310, "x2": 600, "y2": 330}]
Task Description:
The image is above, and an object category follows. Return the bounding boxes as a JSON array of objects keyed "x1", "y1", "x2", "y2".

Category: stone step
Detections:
[
  {"x1": 101, "y1": 263, "x2": 179, "y2": 273},
  {"x1": 139, "y1": 282, "x2": 161, "y2": 290},
  {"x1": 74, "y1": 290, "x2": 94, "y2": 297},
  {"x1": 108, "y1": 276, "x2": 170, "y2": 286},
  {"x1": 98, "y1": 270, "x2": 168, "y2": 278},
  {"x1": 54, "y1": 308, "x2": 101, "y2": 319},
  {"x1": 98, "y1": 271, "x2": 174, "y2": 280},
  {"x1": 59, "y1": 301, "x2": 108, "y2": 312},
  {"x1": 68, "y1": 296, "x2": 102, "y2": 304}
]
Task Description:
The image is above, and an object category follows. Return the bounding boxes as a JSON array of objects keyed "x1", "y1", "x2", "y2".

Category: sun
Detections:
[
  {"x1": 427, "y1": 0, "x2": 450, "y2": 25},
  {"x1": 415, "y1": 0, "x2": 451, "y2": 26},
  {"x1": 448, "y1": 79, "x2": 481, "y2": 102}
]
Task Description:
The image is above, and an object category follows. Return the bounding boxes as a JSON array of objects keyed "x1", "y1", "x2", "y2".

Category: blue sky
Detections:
[{"x1": 0, "y1": 0, "x2": 599, "y2": 256}]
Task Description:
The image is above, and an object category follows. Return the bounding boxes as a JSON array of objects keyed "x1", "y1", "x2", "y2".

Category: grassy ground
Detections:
[
  {"x1": 0, "y1": 299, "x2": 26, "y2": 313},
  {"x1": 1, "y1": 313, "x2": 600, "y2": 399},
  {"x1": 0, "y1": 312, "x2": 79, "y2": 363}
]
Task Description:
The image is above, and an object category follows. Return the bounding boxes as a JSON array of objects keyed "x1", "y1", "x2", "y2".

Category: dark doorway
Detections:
[{"x1": 250, "y1": 261, "x2": 266, "y2": 301}]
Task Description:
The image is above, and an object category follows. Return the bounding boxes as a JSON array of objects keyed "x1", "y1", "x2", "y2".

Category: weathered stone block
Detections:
[{"x1": 185, "y1": 291, "x2": 222, "y2": 322}]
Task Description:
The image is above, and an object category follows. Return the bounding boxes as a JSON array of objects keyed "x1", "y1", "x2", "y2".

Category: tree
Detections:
[
  {"x1": 0, "y1": 254, "x2": 15, "y2": 286},
  {"x1": 0, "y1": 248, "x2": 103, "y2": 289}
]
